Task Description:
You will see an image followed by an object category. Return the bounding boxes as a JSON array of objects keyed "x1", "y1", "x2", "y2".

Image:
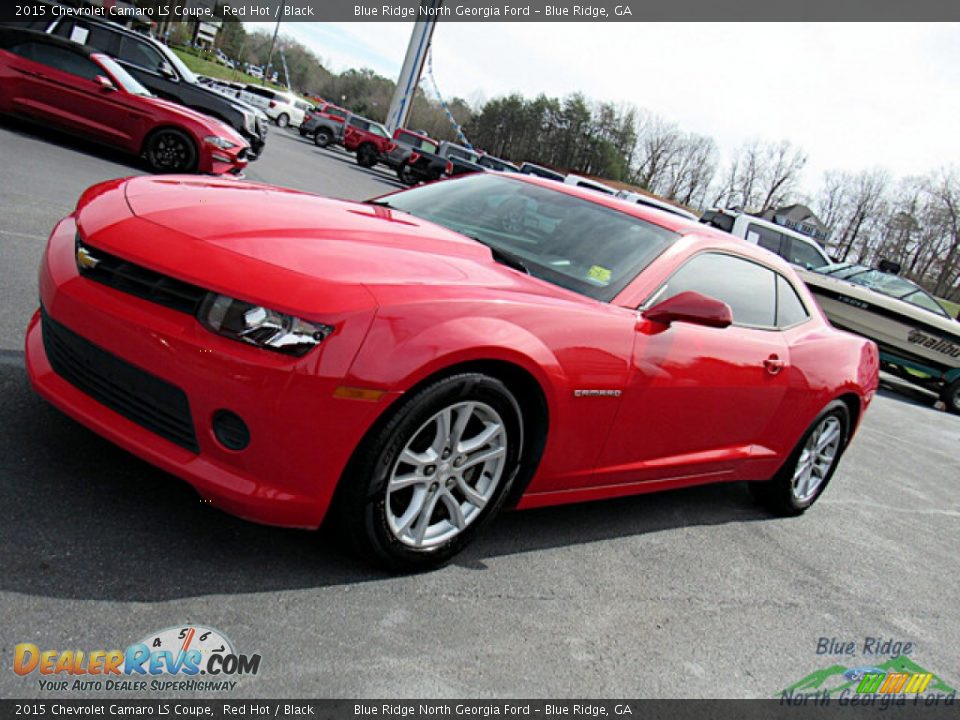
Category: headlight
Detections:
[
  {"x1": 242, "y1": 110, "x2": 257, "y2": 134},
  {"x1": 205, "y1": 136, "x2": 237, "y2": 150},
  {"x1": 199, "y1": 294, "x2": 333, "y2": 357}
]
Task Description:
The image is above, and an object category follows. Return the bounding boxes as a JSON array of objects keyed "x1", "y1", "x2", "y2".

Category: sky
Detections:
[{"x1": 250, "y1": 22, "x2": 960, "y2": 194}]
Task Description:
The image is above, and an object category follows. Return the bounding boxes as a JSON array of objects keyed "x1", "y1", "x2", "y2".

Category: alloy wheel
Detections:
[
  {"x1": 386, "y1": 401, "x2": 507, "y2": 549},
  {"x1": 148, "y1": 132, "x2": 192, "y2": 172},
  {"x1": 791, "y1": 415, "x2": 842, "y2": 502}
]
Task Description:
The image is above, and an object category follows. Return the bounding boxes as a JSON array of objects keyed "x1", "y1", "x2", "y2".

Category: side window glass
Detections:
[
  {"x1": 776, "y1": 275, "x2": 810, "y2": 327},
  {"x1": 657, "y1": 253, "x2": 777, "y2": 327},
  {"x1": 118, "y1": 37, "x2": 164, "y2": 73},
  {"x1": 6, "y1": 42, "x2": 38, "y2": 61},
  {"x1": 746, "y1": 223, "x2": 784, "y2": 255},
  {"x1": 27, "y1": 43, "x2": 101, "y2": 81}
]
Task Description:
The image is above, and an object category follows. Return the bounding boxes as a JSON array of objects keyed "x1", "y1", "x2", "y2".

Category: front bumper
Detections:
[{"x1": 25, "y1": 216, "x2": 386, "y2": 529}]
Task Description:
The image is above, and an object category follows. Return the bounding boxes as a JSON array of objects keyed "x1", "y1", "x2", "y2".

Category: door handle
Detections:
[{"x1": 764, "y1": 354, "x2": 785, "y2": 375}]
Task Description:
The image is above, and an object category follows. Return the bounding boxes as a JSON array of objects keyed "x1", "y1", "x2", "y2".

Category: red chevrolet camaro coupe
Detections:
[
  {"x1": 0, "y1": 29, "x2": 248, "y2": 176},
  {"x1": 25, "y1": 172, "x2": 879, "y2": 570}
]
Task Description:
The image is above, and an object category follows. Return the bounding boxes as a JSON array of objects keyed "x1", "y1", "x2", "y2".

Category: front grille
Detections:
[
  {"x1": 42, "y1": 309, "x2": 199, "y2": 453},
  {"x1": 77, "y1": 236, "x2": 207, "y2": 315}
]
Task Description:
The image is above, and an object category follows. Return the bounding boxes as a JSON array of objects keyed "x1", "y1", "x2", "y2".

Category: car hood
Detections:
[{"x1": 95, "y1": 177, "x2": 581, "y2": 311}]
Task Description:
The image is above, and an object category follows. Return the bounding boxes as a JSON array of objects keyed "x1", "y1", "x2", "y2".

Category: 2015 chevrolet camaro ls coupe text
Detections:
[{"x1": 25, "y1": 173, "x2": 879, "y2": 570}]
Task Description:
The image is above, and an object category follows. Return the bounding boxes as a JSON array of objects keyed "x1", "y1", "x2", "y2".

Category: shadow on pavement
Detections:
[
  {"x1": 0, "y1": 359, "x2": 773, "y2": 602},
  {"x1": 0, "y1": 116, "x2": 145, "y2": 174}
]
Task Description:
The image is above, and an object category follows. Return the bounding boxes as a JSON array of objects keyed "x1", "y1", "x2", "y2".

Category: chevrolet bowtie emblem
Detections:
[{"x1": 76, "y1": 246, "x2": 100, "y2": 270}]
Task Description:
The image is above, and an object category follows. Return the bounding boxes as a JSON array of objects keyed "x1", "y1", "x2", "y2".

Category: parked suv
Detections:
[
  {"x1": 38, "y1": 18, "x2": 268, "y2": 159},
  {"x1": 237, "y1": 85, "x2": 313, "y2": 128},
  {"x1": 300, "y1": 101, "x2": 349, "y2": 145},
  {"x1": 700, "y1": 208, "x2": 832, "y2": 269}
]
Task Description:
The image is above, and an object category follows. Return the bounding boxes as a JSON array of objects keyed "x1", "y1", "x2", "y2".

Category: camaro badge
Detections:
[
  {"x1": 573, "y1": 389, "x2": 622, "y2": 398},
  {"x1": 76, "y1": 246, "x2": 100, "y2": 270}
]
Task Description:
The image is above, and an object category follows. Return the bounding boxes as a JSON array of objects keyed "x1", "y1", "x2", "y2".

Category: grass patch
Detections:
[{"x1": 172, "y1": 49, "x2": 287, "y2": 91}]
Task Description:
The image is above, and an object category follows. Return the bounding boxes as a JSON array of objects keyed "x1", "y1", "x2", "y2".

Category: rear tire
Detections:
[
  {"x1": 144, "y1": 128, "x2": 197, "y2": 173},
  {"x1": 314, "y1": 128, "x2": 333, "y2": 148},
  {"x1": 356, "y1": 143, "x2": 378, "y2": 168},
  {"x1": 941, "y1": 378, "x2": 960, "y2": 415},
  {"x1": 334, "y1": 374, "x2": 523, "y2": 572},
  {"x1": 750, "y1": 400, "x2": 850, "y2": 516},
  {"x1": 275, "y1": 113, "x2": 289, "y2": 128},
  {"x1": 398, "y1": 162, "x2": 418, "y2": 186}
]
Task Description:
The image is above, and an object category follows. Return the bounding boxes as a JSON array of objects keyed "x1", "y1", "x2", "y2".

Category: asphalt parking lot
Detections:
[{"x1": 1, "y1": 120, "x2": 958, "y2": 699}]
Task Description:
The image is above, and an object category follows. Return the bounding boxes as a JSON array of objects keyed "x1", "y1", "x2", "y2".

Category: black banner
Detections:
[
  {"x1": 1, "y1": 700, "x2": 959, "y2": 719},
  {"x1": 2, "y1": 0, "x2": 960, "y2": 23}
]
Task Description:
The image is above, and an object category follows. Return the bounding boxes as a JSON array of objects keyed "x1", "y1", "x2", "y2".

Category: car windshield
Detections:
[
  {"x1": 816, "y1": 265, "x2": 950, "y2": 317},
  {"x1": 376, "y1": 174, "x2": 679, "y2": 302},
  {"x1": 162, "y1": 45, "x2": 198, "y2": 83},
  {"x1": 97, "y1": 56, "x2": 151, "y2": 96}
]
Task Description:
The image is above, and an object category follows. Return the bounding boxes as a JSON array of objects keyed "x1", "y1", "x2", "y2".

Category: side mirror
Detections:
[
  {"x1": 95, "y1": 75, "x2": 116, "y2": 92},
  {"x1": 159, "y1": 62, "x2": 177, "y2": 80},
  {"x1": 643, "y1": 291, "x2": 733, "y2": 329}
]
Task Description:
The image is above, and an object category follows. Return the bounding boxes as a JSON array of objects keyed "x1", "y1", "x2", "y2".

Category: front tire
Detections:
[
  {"x1": 144, "y1": 128, "x2": 197, "y2": 173},
  {"x1": 314, "y1": 128, "x2": 333, "y2": 148},
  {"x1": 335, "y1": 374, "x2": 523, "y2": 572},
  {"x1": 751, "y1": 400, "x2": 850, "y2": 516},
  {"x1": 356, "y1": 144, "x2": 378, "y2": 168}
]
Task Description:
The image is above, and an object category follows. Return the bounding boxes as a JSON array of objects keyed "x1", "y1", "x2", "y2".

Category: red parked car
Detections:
[
  {"x1": 25, "y1": 172, "x2": 879, "y2": 570},
  {"x1": 0, "y1": 29, "x2": 248, "y2": 175}
]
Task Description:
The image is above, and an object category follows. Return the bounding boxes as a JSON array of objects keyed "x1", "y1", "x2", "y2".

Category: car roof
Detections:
[{"x1": 0, "y1": 26, "x2": 98, "y2": 56}]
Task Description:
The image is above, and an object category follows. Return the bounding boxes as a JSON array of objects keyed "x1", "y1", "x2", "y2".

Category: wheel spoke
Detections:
[
  {"x1": 440, "y1": 491, "x2": 467, "y2": 530},
  {"x1": 412, "y1": 490, "x2": 441, "y2": 546},
  {"x1": 456, "y1": 477, "x2": 487, "y2": 510},
  {"x1": 389, "y1": 472, "x2": 428, "y2": 491},
  {"x1": 400, "y1": 447, "x2": 437, "y2": 469},
  {"x1": 450, "y1": 402, "x2": 475, "y2": 451},
  {"x1": 461, "y1": 445, "x2": 506, "y2": 471},
  {"x1": 431, "y1": 407, "x2": 453, "y2": 454},
  {"x1": 798, "y1": 465, "x2": 815, "y2": 497},
  {"x1": 393, "y1": 488, "x2": 427, "y2": 536},
  {"x1": 817, "y1": 423, "x2": 840, "y2": 451},
  {"x1": 458, "y1": 421, "x2": 501, "y2": 454}
]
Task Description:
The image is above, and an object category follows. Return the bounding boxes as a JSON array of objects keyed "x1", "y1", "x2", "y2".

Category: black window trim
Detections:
[
  {"x1": 641, "y1": 249, "x2": 813, "y2": 332},
  {"x1": 774, "y1": 272, "x2": 813, "y2": 330}
]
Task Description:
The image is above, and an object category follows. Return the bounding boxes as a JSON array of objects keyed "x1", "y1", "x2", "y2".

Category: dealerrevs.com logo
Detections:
[{"x1": 13, "y1": 625, "x2": 261, "y2": 692}]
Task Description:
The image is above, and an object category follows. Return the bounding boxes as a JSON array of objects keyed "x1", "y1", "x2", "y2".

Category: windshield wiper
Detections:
[{"x1": 461, "y1": 234, "x2": 529, "y2": 274}]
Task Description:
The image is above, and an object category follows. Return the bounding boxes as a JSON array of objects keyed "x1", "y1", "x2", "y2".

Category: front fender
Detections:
[
  {"x1": 347, "y1": 313, "x2": 565, "y2": 412},
  {"x1": 344, "y1": 300, "x2": 636, "y2": 491}
]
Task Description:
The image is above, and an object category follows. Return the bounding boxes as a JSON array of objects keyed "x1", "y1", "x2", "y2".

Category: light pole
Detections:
[
  {"x1": 385, "y1": 0, "x2": 443, "y2": 133},
  {"x1": 265, "y1": 0, "x2": 286, "y2": 84}
]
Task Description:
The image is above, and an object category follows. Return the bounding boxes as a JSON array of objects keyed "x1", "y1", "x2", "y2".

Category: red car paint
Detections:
[
  {"x1": 342, "y1": 123, "x2": 397, "y2": 156},
  {"x1": 25, "y1": 174, "x2": 879, "y2": 528},
  {"x1": 0, "y1": 42, "x2": 248, "y2": 175}
]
